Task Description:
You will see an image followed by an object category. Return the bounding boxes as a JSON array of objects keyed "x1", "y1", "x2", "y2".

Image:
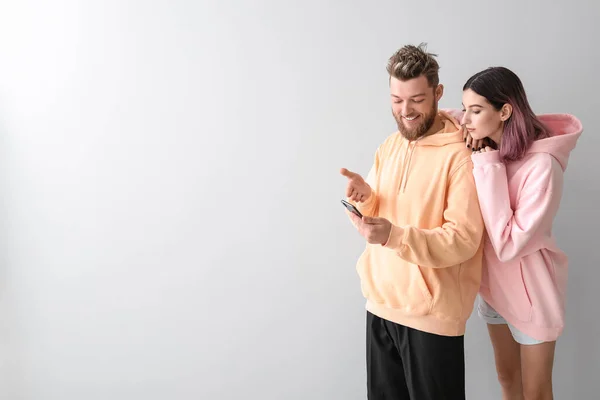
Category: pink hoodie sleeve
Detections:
[{"x1": 472, "y1": 151, "x2": 563, "y2": 262}]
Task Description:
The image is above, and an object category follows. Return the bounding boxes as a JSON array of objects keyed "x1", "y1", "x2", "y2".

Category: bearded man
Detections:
[{"x1": 340, "y1": 43, "x2": 485, "y2": 400}]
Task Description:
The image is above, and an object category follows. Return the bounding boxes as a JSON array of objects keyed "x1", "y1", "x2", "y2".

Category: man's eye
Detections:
[
  {"x1": 414, "y1": 99, "x2": 424, "y2": 104},
  {"x1": 473, "y1": 111, "x2": 480, "y2": 114}
]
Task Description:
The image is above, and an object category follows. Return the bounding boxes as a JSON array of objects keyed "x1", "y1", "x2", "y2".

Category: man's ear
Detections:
[
  {"x1": 500, "y1": 103, "x2": 512, "y2": 121},
  {"x1": 435, "y1": 84, "x2": 444, "y2": 102}
]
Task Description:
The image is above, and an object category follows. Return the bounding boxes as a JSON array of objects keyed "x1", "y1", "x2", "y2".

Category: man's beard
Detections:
[{"x1": 394, "y1": 105, "x2": 438, "y2": 140}]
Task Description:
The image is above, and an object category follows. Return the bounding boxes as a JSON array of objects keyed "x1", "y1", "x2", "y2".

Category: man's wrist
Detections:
[{"x1": 381, "y1": 224, "x2": 394, "y2": 246}]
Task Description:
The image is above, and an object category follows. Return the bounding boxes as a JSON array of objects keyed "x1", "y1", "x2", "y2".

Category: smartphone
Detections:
[{"x1": 341, "y1": 199, "x2": 363, "y2": 218}]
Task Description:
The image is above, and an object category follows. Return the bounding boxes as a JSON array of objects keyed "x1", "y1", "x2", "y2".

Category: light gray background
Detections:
[{"x1": 0, "y1": 0, "x2": 597, "y2": 399}]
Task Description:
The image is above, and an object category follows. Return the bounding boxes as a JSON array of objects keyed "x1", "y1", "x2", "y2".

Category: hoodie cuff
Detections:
[
  {"x1": 359, "y1": 190, "x2": 377, "y2": 210},
  {"x1": 346, "y1": 190, "x2": 376, "y2": 215},
  {"x1": 471, "y1": 150, "x2": 501, "y2": 166},
  {"x1": 383, "y1": 225, "x2": 406, "y2": 249}
]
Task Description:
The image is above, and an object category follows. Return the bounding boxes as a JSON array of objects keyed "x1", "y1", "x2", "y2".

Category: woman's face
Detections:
[{"x1": 461, "y1": 89, "x2": 505, "y2": 143}]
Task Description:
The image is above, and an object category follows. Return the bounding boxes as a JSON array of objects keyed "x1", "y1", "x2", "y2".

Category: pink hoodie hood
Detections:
[{"x1": 529, "y1": 114, "x2": 583, "y2": 170}]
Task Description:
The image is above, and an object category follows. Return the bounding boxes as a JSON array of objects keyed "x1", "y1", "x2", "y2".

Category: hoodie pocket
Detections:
[
  {"x1": 357, "y1": 249, "x2": 433, "y2": 315},
  {"x1": 489, "y1": 261, "x2": 532, "y2": 322}
]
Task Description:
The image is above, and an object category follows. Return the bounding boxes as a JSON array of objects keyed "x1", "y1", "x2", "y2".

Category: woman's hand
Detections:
[
  {"x1": 473, "y1": 146, "x2": 495, "y2": 154},
  {"x1": 462, "y1": 125, "x2": 484, "y2": 151},
  {"x1": 462, "y1": 126, "x2": 496, "y2": 152}
]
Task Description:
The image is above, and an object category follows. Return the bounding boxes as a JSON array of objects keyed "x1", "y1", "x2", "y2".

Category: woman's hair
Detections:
[{"x1": 463, "y1": 67, "x2": 549, "y2": 162}]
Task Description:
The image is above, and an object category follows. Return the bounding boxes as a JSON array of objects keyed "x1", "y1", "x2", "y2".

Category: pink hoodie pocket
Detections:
[{"x1": 488, "y1": 261, "x2": 533, "y2": 322}]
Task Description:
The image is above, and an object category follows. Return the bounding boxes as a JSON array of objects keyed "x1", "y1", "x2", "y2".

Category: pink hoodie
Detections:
[{"x1": 446, "y1": 110, "x2": 583, "y2": 341}]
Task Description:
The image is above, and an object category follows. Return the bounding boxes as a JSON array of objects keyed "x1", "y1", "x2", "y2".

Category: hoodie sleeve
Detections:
[
  {"x1": 471, "y1": 151, "x2": 562, "y2": 262},
  {"x1": 383, "y1": 158, "x2": 484, "y2": 268}
]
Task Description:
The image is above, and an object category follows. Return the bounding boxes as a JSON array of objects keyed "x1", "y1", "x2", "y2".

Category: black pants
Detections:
[{"x1": 366, "y1": 312, "x2": 465, "y2": 400}]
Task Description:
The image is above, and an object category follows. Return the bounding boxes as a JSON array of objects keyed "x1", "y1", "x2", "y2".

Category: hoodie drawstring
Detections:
[{"x1": 400, "y1": 140, "x2": 418, "y2": 193}]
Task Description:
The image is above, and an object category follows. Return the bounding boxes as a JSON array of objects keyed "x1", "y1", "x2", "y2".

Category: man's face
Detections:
[{"x1": 390, "y1": 75, "x2": 442, "y2": 140}]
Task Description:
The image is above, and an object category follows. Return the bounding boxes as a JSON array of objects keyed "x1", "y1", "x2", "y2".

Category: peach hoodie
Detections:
[{"x1": 352, "y1": 111, "x2": 484, "y2": 337}]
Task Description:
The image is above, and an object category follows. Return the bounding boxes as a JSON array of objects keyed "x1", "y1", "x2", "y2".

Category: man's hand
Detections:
[
  {"x1": 348, "y1": 213, "x2": 392, "y2": 245},
  {"x1": 340, "y1": 168, "x2": 372, "y2": 202}
]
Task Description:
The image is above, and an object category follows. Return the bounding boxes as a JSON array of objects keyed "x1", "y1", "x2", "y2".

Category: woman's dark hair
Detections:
[{"x1": 463, "y1": 67, "x2": 549, "y2": 162}]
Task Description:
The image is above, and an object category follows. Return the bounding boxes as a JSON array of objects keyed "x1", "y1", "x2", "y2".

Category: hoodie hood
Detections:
[
  {"x1": 442, "y1": 109, "x2": 583, "y2": 171},
  {"x1": 416, "y1": 110, "x2": 464, "y2": 146},
  {"x1": 529, "y1": 114, "x2": 582, "y2": 171}
]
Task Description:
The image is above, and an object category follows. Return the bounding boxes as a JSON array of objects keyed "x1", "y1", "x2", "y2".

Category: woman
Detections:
[{"x1": 460, "y1": 67, "x2": 583, "y2": 399}]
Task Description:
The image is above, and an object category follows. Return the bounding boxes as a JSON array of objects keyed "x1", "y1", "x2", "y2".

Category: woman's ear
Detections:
[{"x1": 500, "y1": 104, "x2": 512, "y2": 121}]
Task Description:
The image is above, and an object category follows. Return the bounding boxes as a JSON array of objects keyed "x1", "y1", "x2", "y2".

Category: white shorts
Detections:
[{"x1": 477, "y1": 297, "x2": 544, "y2": 346}]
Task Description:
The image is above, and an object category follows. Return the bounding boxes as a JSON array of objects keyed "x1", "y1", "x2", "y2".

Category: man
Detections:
[{"x1": 341, "y1": 43, "x2": 484, "y2": 399}]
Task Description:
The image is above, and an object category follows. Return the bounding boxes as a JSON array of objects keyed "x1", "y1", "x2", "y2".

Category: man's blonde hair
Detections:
[{"x1": 386, "y1": 43, "x2": 440, "y2": 87}]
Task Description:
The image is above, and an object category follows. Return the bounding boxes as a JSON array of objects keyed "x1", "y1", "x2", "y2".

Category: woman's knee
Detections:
[
  {"x1": 496, "y1": 366, "x2": 522, "y2": 390},
  {"x1": 522, "y1": 376, "x2": 552, "y2": 400}
]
